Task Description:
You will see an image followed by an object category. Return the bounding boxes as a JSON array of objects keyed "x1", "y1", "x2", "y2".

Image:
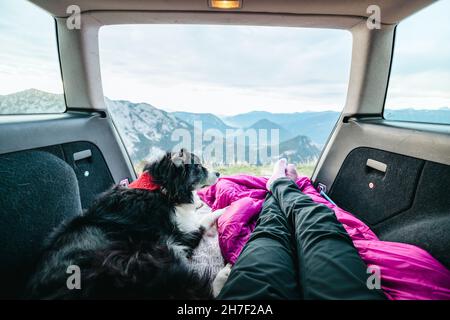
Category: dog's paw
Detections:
[
  {"x1": 205, "y1": 225, "x2": 218, "y2": 237},
  {"x1": 212, "y1": 263, "x2": 232, "y2": 298},
  {"x1": 200, "y1": 207, "x2": 227, "y2": 230},
  {"x1": 192, "y1": 192, "x2": 204, "y2": 210},
  {"x1": 212, "y1": 207, "x2": 227, "y2": 219}
]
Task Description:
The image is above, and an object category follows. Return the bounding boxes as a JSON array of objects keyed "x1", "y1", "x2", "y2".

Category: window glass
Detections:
[
  {"x1": 384, "y1": 1, "x2": 450, "y2": 124},
  {"x1": 0, "y1": 0, "x2": 65, "y2": 114},
  {"x1": 99, "y1": 25, "x2": 352, "y2": 176}
]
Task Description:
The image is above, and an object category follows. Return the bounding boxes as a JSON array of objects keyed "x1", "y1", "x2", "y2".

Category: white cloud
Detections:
[
  {"x1": 0, "y1": 0, "x2": 63, "y2": 95},
  {"x1": 386, "y1": 71, "x2": 450, "y2": 109},
  {"x1": 99, "y1": 25, "x2": 352, "y2": 114},
  {"x1": 384, "y1": 0, "x2": 450, "y2": 110}
]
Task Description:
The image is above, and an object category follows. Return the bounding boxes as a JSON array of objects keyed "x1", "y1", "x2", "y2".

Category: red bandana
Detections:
[{"x1": 128, "y1": 172, "x2": 161, "y2": 191}]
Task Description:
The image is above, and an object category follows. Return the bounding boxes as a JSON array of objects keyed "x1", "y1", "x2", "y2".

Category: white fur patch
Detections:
[
  {"x1": 174, "y1": 203, "x2": 201, "y2": 233},
  {"x1": 212, "y1": 263, "x2": 232, "y2": 297}
]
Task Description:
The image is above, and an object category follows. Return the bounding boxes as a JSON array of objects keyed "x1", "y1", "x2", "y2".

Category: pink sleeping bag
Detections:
[{"x1": 198, "y1": 175, "x2": 450, "y2": 300}]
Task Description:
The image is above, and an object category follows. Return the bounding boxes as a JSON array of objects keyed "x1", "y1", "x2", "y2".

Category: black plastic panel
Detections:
[
  {"x1": 329, "y1": 147, "x2": 424, "y2": 225},
  {"x1": 373, "y1": 161, "x2": 450, "y2": 269},
  {"x1": 61, "y1": 141, "x2": 114, "y2": 209},
  {"x1": 329, "y1": 147, "x2": 450, "y2": 268}
]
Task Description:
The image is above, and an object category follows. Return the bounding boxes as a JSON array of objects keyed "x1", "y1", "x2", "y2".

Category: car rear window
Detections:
[
  {"x1": 99, "y1": 24, "x2": 352, "y2": 176},
  {"x1": 0, "y1": 1, "x2": 65, "y2": 114}
]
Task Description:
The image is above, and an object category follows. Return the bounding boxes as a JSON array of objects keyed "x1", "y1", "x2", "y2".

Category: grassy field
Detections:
[
  {"x1": 135, "y1": 161, "x2": 315, "y2": 178},
  {"x1": 211, "y1": 163, "x2": 315, "y2": 177}
]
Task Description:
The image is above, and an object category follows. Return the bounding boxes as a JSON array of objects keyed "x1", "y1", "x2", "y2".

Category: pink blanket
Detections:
[{"x1": 198, "y1": 175, "x2": 450, "y2": 300}]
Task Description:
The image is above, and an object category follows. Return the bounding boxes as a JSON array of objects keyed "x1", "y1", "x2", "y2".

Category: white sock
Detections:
[{"x1": 266, "y1": 158, "x2": 287, "y2": 190}]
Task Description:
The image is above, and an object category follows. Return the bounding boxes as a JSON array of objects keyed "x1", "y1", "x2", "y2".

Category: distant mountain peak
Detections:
[
  {"x1": 171, "y1": 111, "x2": 233, "y2": 131},
  {"x1": 0, "y1": 88, "x2": 65, "y2": 114},
  {"x1": 1, "y1": 88, "x2": 62, "y2": 97},
  {"x1": 248, "y1": 118, "x2": 283, "y2": 129},
  {"x1": 278, "y1": 134, "x2": 321, "y2": 164}
]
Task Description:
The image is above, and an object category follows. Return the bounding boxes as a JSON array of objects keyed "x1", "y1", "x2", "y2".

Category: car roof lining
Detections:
[
  {"x1": 84, "y1": 11, "x2": 364, "y2": 30},
  {"x1": 31, "y1": 0, "x2": 436, "y2": 26}
]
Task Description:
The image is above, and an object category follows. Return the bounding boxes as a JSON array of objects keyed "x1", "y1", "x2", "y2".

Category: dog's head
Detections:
[{"x1": 143, "y1": 149, "x2": 219, "y2": 204}]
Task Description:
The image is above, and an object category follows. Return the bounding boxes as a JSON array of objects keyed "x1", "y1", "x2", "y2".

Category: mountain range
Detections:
[
  {"x1": 171, "y1": 111, "x2": 234, "y2": 132},
  {"x1": 2, "y1": 89, "x2": 448, "y2": 166},
  {"x1": 384, "y1": 108, "x2": 450, "y2": 123},
  {"x1": 108, "y1": 98, "x2": 321, "y2": 164},
  {"x1": 223, "y1": 110, "x2": 340, "y2": 146},
  {"x1": 0, "y1": 89, "x2": 318, "y2": 164},
  {"x1": 0, "y1": 88, "x2": 65, "y2": 114},
  {"x1": 106, "y1": 98, "x2": 193, "y2": 163}
]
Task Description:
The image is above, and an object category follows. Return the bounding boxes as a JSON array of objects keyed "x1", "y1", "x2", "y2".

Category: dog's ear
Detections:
[{"x1": 171, "y1": 148, "x2": 189, "y2": 167}]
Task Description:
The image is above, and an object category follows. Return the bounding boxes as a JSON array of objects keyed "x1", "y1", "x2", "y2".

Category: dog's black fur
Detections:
[{"x1": 26, "y1": 149, "x2": 220, "y2": 299}]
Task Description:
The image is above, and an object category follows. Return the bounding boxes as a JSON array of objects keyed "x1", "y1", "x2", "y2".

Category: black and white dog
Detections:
[{"x1": 27, "y1": 149, "x2": 230, "y2": 299}]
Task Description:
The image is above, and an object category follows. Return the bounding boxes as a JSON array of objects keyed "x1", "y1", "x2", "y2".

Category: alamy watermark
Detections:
[
  {"x1": 367, "y1": 5, "x2": 381, "y2": 30},
  {"x1": 170, "y1": 121, "x2": 280, "y2": 166},
  {"x1": 66, "y1": 5, "x2": 81, "y2": 30},
  {"x1": 66, "y1": 265, "x2": 81, "y2": 290},
  {"x1": 366, "y1": 265, "x2": 381, "y2": 290}
]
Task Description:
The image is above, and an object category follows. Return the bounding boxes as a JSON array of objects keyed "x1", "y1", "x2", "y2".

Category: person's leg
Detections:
[
  {"x1": 218, "y1": 194, "x2": 301, "y2": 299},
  {"x1": 270, "y1": 177, "x2": 386, "y2": 300},
  {"x1": 219, "y1": 159, "x2": 301, "y2": 299}
]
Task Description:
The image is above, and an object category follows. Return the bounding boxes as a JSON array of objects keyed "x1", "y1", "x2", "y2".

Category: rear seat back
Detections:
[{"x1": 0, "y1": 150, "x2": 82, "y2": 298}]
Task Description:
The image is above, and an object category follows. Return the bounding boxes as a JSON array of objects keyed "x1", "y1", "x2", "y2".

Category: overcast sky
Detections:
[
  {"x1": 0, "y1": 0, "x2": 449, "y2": 114},
  {"x1": 99, "y1": 24, "x2": 352, "y2": 114},
  {"x1": 0, "y1": 0, "x2": 62, "y2": 95}
]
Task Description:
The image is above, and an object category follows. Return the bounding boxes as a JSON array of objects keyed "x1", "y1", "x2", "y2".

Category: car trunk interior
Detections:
[{"x1": 0, "y1": 0, "x2": 448, "y2": 298}]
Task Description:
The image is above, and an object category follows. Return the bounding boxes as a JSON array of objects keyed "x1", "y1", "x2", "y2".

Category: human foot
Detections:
[
  {"x1": 286, "y1": 163, "x2": 298, "y2": 181},
  {"x1": 266, "y1": 158, "x2": 287, "y2": 190}
]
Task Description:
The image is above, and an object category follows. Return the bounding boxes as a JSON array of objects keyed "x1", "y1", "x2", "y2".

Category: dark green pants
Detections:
[{"x1": 218, "y1": 178, "x2": 386, "y2": 300}]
